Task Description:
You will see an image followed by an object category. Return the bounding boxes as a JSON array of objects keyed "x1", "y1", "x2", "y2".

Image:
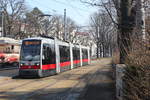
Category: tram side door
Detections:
[{"x1": 42, "y1": 43, "x2": 56, "y2": 75}]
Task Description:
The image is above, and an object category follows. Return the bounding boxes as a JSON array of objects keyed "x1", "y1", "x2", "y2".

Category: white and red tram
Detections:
[{"x1": 19, "y1": 36, "x2": 90, "y2": 77}]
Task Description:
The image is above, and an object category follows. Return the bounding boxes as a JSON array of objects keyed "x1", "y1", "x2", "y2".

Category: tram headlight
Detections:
[
  {"x1": 36, "y1": 63, "x2": 40, "y2": 66},
  {"x1": 20, "y1": 63, "x2": 24, "y2": 66}
]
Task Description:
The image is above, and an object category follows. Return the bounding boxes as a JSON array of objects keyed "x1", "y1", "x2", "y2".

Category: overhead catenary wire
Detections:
[
  {"x1": 65, "y1": 0, "x2": 90, "y2": 12},
  {"x1": 52, "y1": 0, "x2": 83, "y2": 18},
  {"x1": 53, "y1": 0, "x2": 90, "y2": 16},
  {"x1": 30, "y1": 0, "x2": 60, "y2": 15},
  {"x1": 28, "y1": 0, "x2": 97, "y2": 26},
  {"x1": 30, "y1": 0, "x2": 81, "y2": 20},
  {"x1": 65, "y1": 0, "x2": 85, "y2": 17}
]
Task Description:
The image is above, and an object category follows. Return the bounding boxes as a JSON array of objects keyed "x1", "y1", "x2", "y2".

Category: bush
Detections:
[
  {"x1": 123, "y1": 36, "x2": 150, "y2": 100},
  {"x1": 123, "y1": 66, "x2": 150, "y2": 100}
]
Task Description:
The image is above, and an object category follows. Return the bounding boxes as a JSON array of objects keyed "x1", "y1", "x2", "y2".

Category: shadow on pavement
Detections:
[
  {"x1": 0, "y1": 87, "x2": 79, "y2": 100},
  {"x1": 0, "y1": 78, "x2": 115, "y2": 100},
  {"x1": 78, "y1": 66, "x2": 116, "y2": 100}
]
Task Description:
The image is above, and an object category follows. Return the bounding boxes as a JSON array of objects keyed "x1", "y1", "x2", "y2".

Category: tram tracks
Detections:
[
  {"x1": 0, "y1": 78, "x2": 44, "y2": 94},
  {"x1": 0, "y1": 73, "x2": 57, "y2": 95},
  {"x1": 0, "y1": 68, "x2": 80, "y2": 100},
  {"x1": 14, "y1": 69, "x2": 81, "y2": 100},
  {"x1": 0, "y1": 65, "x2": 97, "y2": 100},
  {"x1": 16, "y1": 67, "x2": 96, "y2": 100}
]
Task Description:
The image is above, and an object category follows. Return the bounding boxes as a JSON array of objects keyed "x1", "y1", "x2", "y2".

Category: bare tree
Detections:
[
  {"x1": 89, "y1": 11, "x2": 115, "y2": 58},
  {"x1": 45, "y1": 15, "x2": 77, "y2": 41},
  {"x1": 25, "y1": 7, "x2": 43, "y2": 37},
  {"x1": 0, "y1": 0, "x2": 26, "y2": 37},
  {"x1": 47, "y1": 15, "x2": 65, "y2": 40},
  {"x1": 81, "y1": 0, "x2": 139, "y2": 63}
]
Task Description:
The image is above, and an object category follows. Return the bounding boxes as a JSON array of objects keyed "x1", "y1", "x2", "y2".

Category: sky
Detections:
[{"x1": 26, "y1": 0, "x2": 98, "y2": 26}]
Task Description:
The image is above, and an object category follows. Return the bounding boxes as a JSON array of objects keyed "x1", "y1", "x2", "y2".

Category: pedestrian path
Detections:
[{"x1": 78, "y1": 58, "x2": 115, "y2": 100}]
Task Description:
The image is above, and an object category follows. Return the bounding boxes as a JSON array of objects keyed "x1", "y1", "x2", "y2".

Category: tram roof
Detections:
[
  {"x1": 22, "y1": 37, "x2": 89, "y2": 49},
  {"x1": 22, "y1": 37, "x2": 50, "y2": 40}
]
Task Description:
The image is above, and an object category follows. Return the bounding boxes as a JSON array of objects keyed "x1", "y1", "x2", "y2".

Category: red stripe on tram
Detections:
[
  {"x1": 21, "y1": 59, "x2": 89, "y2": 70},
  {"x1": 42, "y1": 64, "x2": 56, "y2": 70},
  {"x1": 82, "y1": 59, "x2": 88, "y2": 62},
  {"x1": 20, "y1": 65, "x2": 40, "y2": 69},
  {"x1": 73, "y1": 60, "x2": 80, "y2": 64},
  {"x1": 60, "y1": 61, "x2": 71, "y2": 67}
]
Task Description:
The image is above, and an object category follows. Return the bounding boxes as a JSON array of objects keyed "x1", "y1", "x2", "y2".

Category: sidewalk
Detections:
[{"x1": 78, "y1": 59, "x2": 115, "y2": 100}]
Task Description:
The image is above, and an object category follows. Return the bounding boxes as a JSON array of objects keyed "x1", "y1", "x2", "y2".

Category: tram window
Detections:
[
  {"x1": 73, "y1": 47, "x2": 77, "y2": 60},
  {"x1": 73, "y1": 47, "x2": 80, "y2": 60},
  {"x1": 42, "y1": 45, "x2": 47, "y2": 62},
  {"x1": 67, "y1": 47, "x2": 70, "y2": 61},
  {"x1": 82, "y1": 49, "x2": 85, "y2": 59},
  {"x1": 59, "y1": 46, "x2": 63, "y2": 62},
  {"x1": 77, "y1": 49, "x2": 80, "y2": 60},
  {"x1": 85, "y1": 50, "x2": 88, "y2": 59},
  {"x1": 73, "y1": 47, "x2": 75, "y2": 60},
  {"x1": 82, "y1": 49, "x2": 88, "y2": 59},
  {"x1": 59, "y1": 46, "x2": 70, "y2": 62},
  {"x1": 42, "y1": 44, "x2": 55, "y2": 65}
]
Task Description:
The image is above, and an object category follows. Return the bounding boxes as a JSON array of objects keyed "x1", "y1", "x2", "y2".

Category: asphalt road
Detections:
[
  {"x1": 0, "y1": 58, "x2": 115, "y2": 100},
  {"x1": 0, "y1": 64, "x2": 18, "y2": 71}
]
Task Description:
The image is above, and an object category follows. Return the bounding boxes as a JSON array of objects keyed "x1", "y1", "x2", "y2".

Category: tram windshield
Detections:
[{"x1": 20, "y1": 40, "x2": 41, "y2": 61}]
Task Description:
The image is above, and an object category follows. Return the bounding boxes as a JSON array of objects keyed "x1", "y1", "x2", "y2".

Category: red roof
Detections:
[{"x1": 76, "y1": 32, "x2": 89, "y2": 36}]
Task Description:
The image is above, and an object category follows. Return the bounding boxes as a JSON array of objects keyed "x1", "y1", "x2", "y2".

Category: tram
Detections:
[{"x1": 19, "y1": 36, "x2": 90, "y2": 77}]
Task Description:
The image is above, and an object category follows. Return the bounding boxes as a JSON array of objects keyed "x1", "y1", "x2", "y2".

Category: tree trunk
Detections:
[
  {"x1": 100, "y1": 44, "x2": 102, "y2": 57},
  {"x1": 102, "y1": 43, "x2": 105, "y2": 57},
  {"x1": 96, "y1": 42, "x2": 99, "y2": 58},
  {"x1": 119, "y1": 0, "x2": 134, "y2": 63}
]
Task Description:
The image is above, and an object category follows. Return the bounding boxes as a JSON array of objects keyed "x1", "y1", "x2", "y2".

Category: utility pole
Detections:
[
  {"x1": 0, "y1": 8, "x2": 4, "y2": 37},
  {"x1": 64, "y1": 9, "x2": 67, "y2": 41},
  {"x1": 136, "y1": 0, "x2": 146, "y2": 39},
  {"x1": 1, "y1": 11, "x2": 4, "y2": 37}
]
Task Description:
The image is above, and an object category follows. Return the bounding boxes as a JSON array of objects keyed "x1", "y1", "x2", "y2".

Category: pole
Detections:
[
  {"x1": 64, "y1": 9, "x2": 66, "y2": 41},
  {"x1": 2, "y1": 11, "x2": 4, "y2": 37}
]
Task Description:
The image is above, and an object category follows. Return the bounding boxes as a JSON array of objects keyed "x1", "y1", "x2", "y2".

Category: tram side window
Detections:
[
  {"x1": 51, "y1": 44, "x2": 56, "y2": 64},
  {"x1": 82, "y1": 49, "x2": 88, "y2": 59},
  {"x1": 42, "y1": 44, "x2": 55, "y2": 65},
  {"x1": 76, "y1": 49, "x2": 80, "y2": 60},
  {"x1": 73, "y1": 47, "x2": 77, "y2": 60},
  {"x1": 73, "y1": 47, "x2": 80, "y2": 60},
  {"x1": 82, "y1": 49, "x2": 84, "y2": 59},
  {"x1": 59, "y1": 46, "x2": 70, "y2": 62},
  {"x1": 85, "y1": 50, "x2": 88, "y2": 59},
  {"x1": 65, "y1": 47, "x2": 70, "y2": 61}
]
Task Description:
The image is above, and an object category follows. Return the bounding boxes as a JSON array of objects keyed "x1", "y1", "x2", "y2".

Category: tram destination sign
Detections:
[{"x1": 24, "y1": 40, "x2": 41, "y2": 45}]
